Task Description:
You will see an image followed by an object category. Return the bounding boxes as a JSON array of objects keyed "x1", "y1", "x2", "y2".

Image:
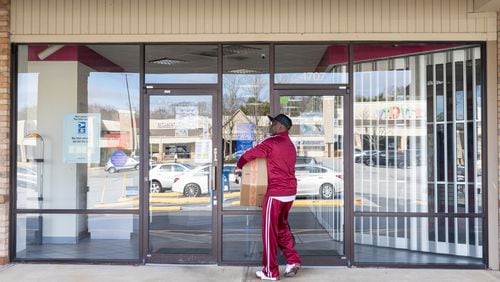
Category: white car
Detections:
[
  {"x1": 172, "y1": 163, "x2": 343, "y2": 199},
  {"x1": 149, "y1": 163, "x2": 195, "y2": 193},
  {"x1": 171, "y1": 164, "x2": 238, "y2": 197},
  {"x1": 105, "y1": 157, "x2": 139, "y2": 173},
  {"x1": 295, "y1": 164, "x2": 343, "y2": 199},
  {"x1": 172, "y1": 165, "x2": 212, "y2": 197}
]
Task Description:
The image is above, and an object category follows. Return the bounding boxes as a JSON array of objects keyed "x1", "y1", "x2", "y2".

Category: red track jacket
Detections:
[{"x1": 236, "y1": 131, "x2": 297, "y2": 197}]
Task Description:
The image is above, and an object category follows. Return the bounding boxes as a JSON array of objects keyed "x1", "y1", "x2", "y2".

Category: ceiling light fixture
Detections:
[
  {"x1": 227, "y1": 68, "x2": 260, "y2": 74},
  {"x1": 148, "y1": 57, "x2": 187, "y2": 66},
  {"x1": 223, "y1": 45, "x2": 260, "y2": 56},
  {"x1": 191, "y1": 45, "x2": 262, "y2": 57}
]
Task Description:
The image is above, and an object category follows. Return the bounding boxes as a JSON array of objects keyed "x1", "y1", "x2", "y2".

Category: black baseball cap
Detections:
[{"x1": 268, "y1": 114, "x2": 292, "y2": 130}]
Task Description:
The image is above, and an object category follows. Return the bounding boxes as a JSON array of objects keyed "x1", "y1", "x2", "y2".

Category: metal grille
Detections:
[{"x1": 353, "y1": 46, "x2": 483, "y2": 259}]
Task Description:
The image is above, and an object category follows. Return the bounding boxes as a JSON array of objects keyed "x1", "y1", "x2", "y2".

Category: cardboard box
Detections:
[{"x1": 240, "y1": 158, "x2": 268, "y2": 207}]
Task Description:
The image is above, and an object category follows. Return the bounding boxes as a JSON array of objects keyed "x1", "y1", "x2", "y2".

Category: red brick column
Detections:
[{"x1": 0, "y1": 0, "x2": 9, "y2": 265}]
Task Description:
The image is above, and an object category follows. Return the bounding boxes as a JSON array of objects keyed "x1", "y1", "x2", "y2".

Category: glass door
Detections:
[
  {"x1": 145, "y1": 89, "x2": 217, "y2": 263},
  {"x1": 275, "y1": 89, "x2": 348, "y2": 265}
]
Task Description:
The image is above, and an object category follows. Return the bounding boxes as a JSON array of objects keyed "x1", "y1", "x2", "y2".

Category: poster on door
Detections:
[
  {"x1": 194, "y1": 139, "x2": 212, "y2": 163},
  {"x1": 175, "y1": 106, "x2": 198, "y2": 130},
  {"x1": 63, "y1": 113, "x2": 101, "y2": 163}
]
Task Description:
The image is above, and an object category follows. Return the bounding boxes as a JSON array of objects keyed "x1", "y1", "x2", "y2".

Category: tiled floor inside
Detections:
[{"x1": 16, "y1": 237, "x2": 483, "y2": 266}]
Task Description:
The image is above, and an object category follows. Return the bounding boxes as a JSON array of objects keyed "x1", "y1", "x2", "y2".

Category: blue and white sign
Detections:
[
  {"x1": 77, "y1": 121, "x2": 87, "y2": 134},
  {"x1": 110, "y1": 150, "x2": 128, "y2": 167},
  {"x1": 235, "y1": 140, "x2": 252, "y2": 159},
  {"x1": 63, "y1": 113, "x2": 101, "y2": 163},
  {"x1": 234, "y1": 123, "x2": 255, "y2": 160}
]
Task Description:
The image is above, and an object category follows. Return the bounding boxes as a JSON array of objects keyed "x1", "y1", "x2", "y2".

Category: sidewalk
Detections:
[{"x1": 1, "y1": 264, "x2": 499, "y2": 282}]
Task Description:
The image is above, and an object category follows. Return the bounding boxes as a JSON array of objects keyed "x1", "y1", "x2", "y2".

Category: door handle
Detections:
[{"x1": 211, "y1": 166, "x2": 216, "y2": 191}]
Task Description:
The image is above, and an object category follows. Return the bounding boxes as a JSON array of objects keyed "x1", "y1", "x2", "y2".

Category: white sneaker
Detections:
[
  {"x1": 255, "y1": 270, "x2": 279, "y2": 280},
  {"x1": 284, "y1": 263, "x2": 300, "y2": 277}
]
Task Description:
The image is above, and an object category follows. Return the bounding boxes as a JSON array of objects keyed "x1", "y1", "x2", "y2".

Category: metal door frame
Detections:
[
  {"x1": 272, "y1": 87, "x2": 352, "y2": 266},
  {"x1": 141, "y1": 86, "x2": 221, "y2": 264}
]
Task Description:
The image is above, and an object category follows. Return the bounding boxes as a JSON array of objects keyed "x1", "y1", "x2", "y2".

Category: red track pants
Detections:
[{"x1": 261, "y1": 195, "x2": 301, "y2": 278}]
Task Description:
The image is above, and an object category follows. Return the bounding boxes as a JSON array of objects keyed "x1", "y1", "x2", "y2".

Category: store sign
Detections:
[
  {"x1": 375, "y1": 105, "x2": 423, "y2": 120},
  {"x1": 156, "y1": 120, "x2": 175, "y2": 129},
  {"x1": 356, "y1": 101, "x2": 424, "y2": 121},
  {"x1": 63, "y1": 113, "x2": 101, "y2": 163}
]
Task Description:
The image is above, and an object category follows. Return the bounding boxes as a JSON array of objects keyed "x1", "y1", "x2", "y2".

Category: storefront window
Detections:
[
  {"x1": 353, "y1": 44, "x2": 483, "y2": 264},
  {"x1": 15, "y1": 44, "x2": 140, "y2": 260},
  {"x1": 275, "y1": 44, "x2": 348, "y2": 84},
  {"x1": 145, "y1": 45, "x2": 218, "y2": 84},
  {"x1": 13, "y1": 42, "x2": 485, "y2": 266},
  {"x1": 221, "y1": 44, "x2": 270, "y2": 211}
]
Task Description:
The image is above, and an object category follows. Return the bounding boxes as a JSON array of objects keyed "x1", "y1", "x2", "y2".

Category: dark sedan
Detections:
[{"x1": 364, "y1": 150, "x2": 422, "y2": 168}]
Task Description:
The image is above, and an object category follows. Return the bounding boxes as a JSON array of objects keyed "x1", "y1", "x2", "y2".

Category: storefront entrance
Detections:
[
  {"x1": 143, "y1": 86, "x2": 350, "y2": 265},
  {"x1": 13, "y1": 43, "x2": 486, "y2": 267},
  {"x1": 145, "y1": 88, "x2": 219, "y2": 263}
]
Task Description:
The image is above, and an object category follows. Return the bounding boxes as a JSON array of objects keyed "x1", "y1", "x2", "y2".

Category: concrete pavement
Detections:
[{"x1": 1, "y1": 264, "x2": 499, "y2": 282}]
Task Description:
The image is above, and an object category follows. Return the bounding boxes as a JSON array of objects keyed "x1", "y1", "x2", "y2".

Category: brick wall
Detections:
[
  {"x1": 498, "y1": 11, "x2": 500, "y2": 271},
  {"x1": 0, "y1": 0, "x2": 9, "y2": 265}
]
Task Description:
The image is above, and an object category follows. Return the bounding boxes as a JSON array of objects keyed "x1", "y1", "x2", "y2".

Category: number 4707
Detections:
[{"x1": 302, "y1": 72, "x2": 326, "y2": 81}]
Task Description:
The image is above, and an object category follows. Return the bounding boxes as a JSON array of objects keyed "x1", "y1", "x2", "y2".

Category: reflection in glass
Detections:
[
  {"x1": 446, "y1": 62, "x2": 453, "y2": 121},
  {"x1": 435, "y1": 64, "x2": 444, "y2": 121},
  {"x1": 145, "y1": 45, "x2": 218, "y2": 84},
  {"x1": 467, "y1": 122, "x2": 475, "y2": 183},
  {"x1": 466, "y1": 58, "x2": 474, "y2": 121},
  {"x1": 436, "y1": 124, "x2": 445, "y2": 181},
  {"x1": 148, "y1": 95, "x2": 213, "y2": 256},
  {"x1": 222, "y1": 215, "x2": 262, "y2": 261},
  {"x1": 353, "y1": 44, "x2": 483, "y2": 264},
  {"x1": 455, "y1": 59, "x2": 465, "y2": 120},
  {"x1": 456, "y1": 123, "x2": 465, "y2": 182},
  {"x1": 426, "y1": 63, "x2": 434, "y2": 122},
  {"x1": 355, "y1": 216, "x2": 483, "y2": 264},
  {"x1": 221, "y1": 45, "x2": 270, "y2": 210},
  {"x1": 16, "y1": 45, "x2": 141, "y2": 210},
  {"x1": 447, "y1": 124, "x2": 454, "y2": 181},
  {"x1": 475, "y1": 58, "x2": 482, "y2": 120},
  {"x1": 275, "y1": 45, "x2": 348, "y2": 84},
  {"x1": 280, "y1": 95, "x2": 345, "y2": 256},
  {"x1": 16, "y1": 214, "x2": 139, "y2": 259}
]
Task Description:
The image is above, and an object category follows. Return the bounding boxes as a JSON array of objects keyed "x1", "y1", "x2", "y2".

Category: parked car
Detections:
[
  {"x1": 457, "y1": 165, "x2": 465, "y2": 182},
  {"x1": 172, "y1": 164, "x2": 243, "y2": 197},
  {"x1": 355, "y1": 150, "x2": 378, "y2": 163},
  {"x1": 296, "y1": 156, "x2": 320, "y2": 165},
  {"x1": 105, "y1": 156, "x2": 139, "y2": 173},
  {"x1": 165, "y1": 145, "x2": 191, "y2": 160},
  {"x1": 172, "y1": 163, "x2": 343, "y2": 199},
  {"x1": 149, "y1": 163, "x2": 195, "y2": 193},
  {"x1": 354, "y1": 148, "x2": 362, "y2": 161},
  {"x1": 364, "y1": 150, "x2": 422, "y2": 168},
  {"x1": 172, "y1": 165, "x2": 212, "y2": 197},
  {"x1": 295, "y1": 164, "x2": 343, "y2": 199},
  {"x1": 224, "y1": 150, "x2": 246, "y2": 163}
]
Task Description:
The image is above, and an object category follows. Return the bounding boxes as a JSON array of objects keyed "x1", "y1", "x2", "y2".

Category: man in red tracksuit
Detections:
[{"x1": 237, "y1": 113, "x2": 301, "y2": 281}]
